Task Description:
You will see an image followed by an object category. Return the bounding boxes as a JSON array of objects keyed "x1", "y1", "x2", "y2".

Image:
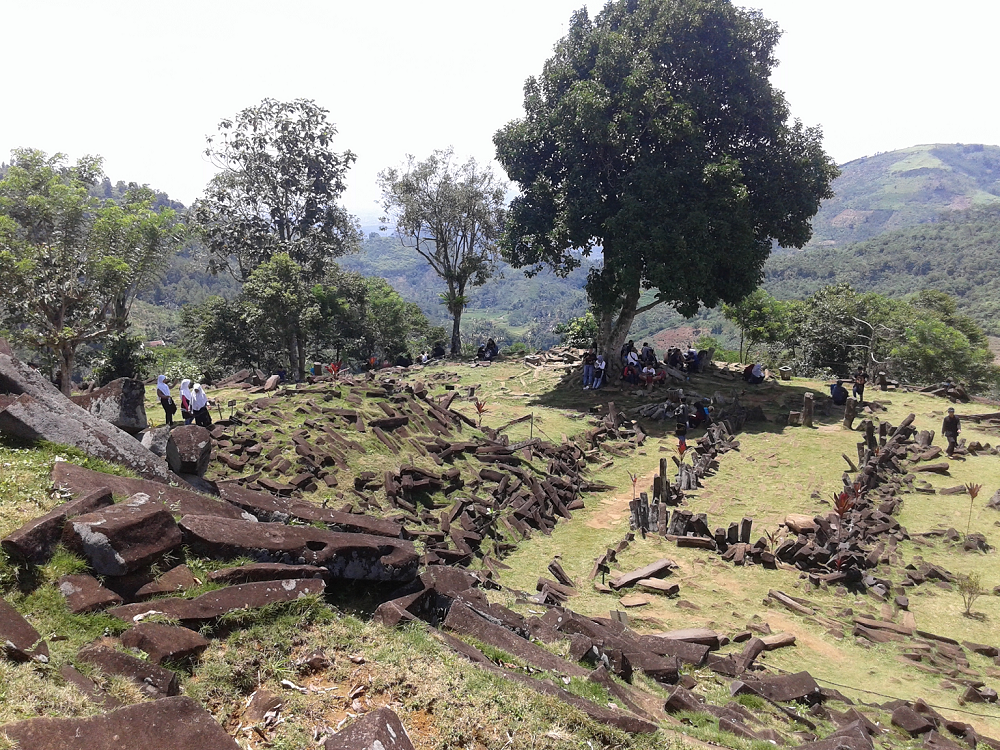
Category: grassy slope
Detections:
[{"x1": 5, "y1": 360, "x2": 1000, "y2": 747}]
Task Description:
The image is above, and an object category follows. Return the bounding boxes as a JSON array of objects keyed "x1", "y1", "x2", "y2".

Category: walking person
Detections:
[
  {"x1": 674, "y1": 403, "x2": 689, "y2": 453},
  {"x1": 852, "y1": 367, "x2": 867, "y2": 403},
  {"x1": 179, "y1": 379, "x2": 194, "y2": 425},
  {"x1": 156, "y1": 375, "x2": 176, "y2": 426},
  {"x1": 942, "y1": 407, "x2": 961, "y2": 458},
  {"x1": 582, "y1": 347, "x2": 597, "y2": 389}
]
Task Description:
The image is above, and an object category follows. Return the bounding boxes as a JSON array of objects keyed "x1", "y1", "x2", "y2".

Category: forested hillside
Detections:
[
  {"x1": 798, "y1": 143, "x2": 1000, "y2": 250},
  {"x1": 766, "y1": 204, "x2": 1000, "y2": 335}
]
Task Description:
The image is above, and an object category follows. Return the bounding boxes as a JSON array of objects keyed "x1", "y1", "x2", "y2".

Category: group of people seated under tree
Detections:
[{"x1": 582, "y1": 340, "x2": 710, "y2": 390}]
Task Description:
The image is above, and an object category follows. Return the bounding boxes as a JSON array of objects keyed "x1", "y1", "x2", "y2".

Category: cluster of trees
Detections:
[{"x1": 724, "y1": 286, "x2": 1000, "y2": 389}]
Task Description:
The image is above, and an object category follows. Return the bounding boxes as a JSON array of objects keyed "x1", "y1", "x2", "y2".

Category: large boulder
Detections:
[
  {"x1": 0, "y1": 696, "x2": 238, "y2": 750},
  {"x1": 166, "y1": 425, "x2": 213, "y2": 476},
  {"x1": 111, "y1": 579, "x2": 326, "y2": 626},
  {"x1": 61, "y1": 493, "x2": 183, "y2": 576},
  {"x1": 178, "y1": 515, "x2": 419, "y2": 582},
  {"x1": 139, "y1": 425, "x2": 172, "y2": 457},
  {"x1": 70, "y1": 377, "x2": 147, "y2": 435},
  {"x1": 0, "y1": 596, "x2": 49, "y2": 663},
  {"x1": 52, "y1": 462, "x2": 251, "y2": 521},
  {"x1": 325, "y1": 707, "x2": 416, "y2": 750},
  {"x1": 0, "y1": 353, "x2": 172, "y2": 481},
  {"x1": 1, "y1": 486, "x2": 113, "y2": 565}
]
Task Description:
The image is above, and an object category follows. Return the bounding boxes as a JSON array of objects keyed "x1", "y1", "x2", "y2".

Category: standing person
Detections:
[
  {"x1": 593, "y1": 355, "x2": 607, "y2": 390},
  {"x1": 674, "y1": 403, "x2": 689, "y2": 453},
  {"x1": 191, "y1": 383, "x2": 213, "y2": 428},
  {"x1": 582, "y1": 347, "x2": 597, "y2": 389},
  {"x1": 853, "y1": 367, "x2": 867, "y2": 403},
  {"x1": 942, "y1": 407, "x2": 961, "y2": 457},
  {"x1": 156, "y1": 375, "x2": 176, "y2": 427},
  {"x1": 179, "y1": 379, "x2": 194, "y2": 425}
]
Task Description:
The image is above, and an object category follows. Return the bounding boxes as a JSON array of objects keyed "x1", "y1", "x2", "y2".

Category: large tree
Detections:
[
  {"x1": 194, "y1": 98, "x2": 362, "y2": 283},
  {"x1": 0, "y1": 149, "x2": 181, "y2": 394},
  {"x1": 494, "y1": 0, "x2": 838, "y2": 376},
  {"x1": 378, "y1": 148, "x2": 506, "y2": 354}
]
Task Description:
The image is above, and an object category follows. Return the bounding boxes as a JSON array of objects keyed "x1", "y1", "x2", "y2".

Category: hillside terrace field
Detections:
[{"x1": 2, "y1": 354, "x2": 1000, "y2": 748}]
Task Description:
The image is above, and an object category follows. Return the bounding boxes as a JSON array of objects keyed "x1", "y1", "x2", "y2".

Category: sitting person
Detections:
[
  {"x1": 667, "y1": 347, "x2": 684, "y2": 370},
  {"x1": 592, "y1": 355, "x2": 607, "y2": 389},
  {"x1": 620, "y1": 339, "x2": 636, "y2": 366},
  {"x1": 830, "y1": 380, "x2": 849, "y2": 406},
  {"x1": 394, "y1": 351, "x2": 413, "y2": 368},
  {"x1": 640, "y1": 364, "x2": 663, "y2": 388},
  {"x1": 483, "y1": 338, "x2": 499, "y2": 361},
  {"x1": 432, "y1": 341, "x2": 447, "y2": 358},
  {"x1": 745, "y1": 362, "x2": 765, "y2": 385},
  {"x1": 683, "y1": 347, "x2": 699, "y2": 373},
  {"x1": 640, "y1": 342, "x2": 656, "y2": 366},
  {"x1": 623, "y1": 348, "x2": 640, "y2": 384}
]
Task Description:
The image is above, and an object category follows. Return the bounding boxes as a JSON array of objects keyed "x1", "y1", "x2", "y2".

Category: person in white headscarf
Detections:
[
  {"x1": 179, "y1": 379, "x2": 194, "y2": 425},
  {"x1": 191, "y1": 383, "x2": 212, "y2": 427},
  {"x1": 156, "y1": 375, "x2": 176, "y2": 426}
]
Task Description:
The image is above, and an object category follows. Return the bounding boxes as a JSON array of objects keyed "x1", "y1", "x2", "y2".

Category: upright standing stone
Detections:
[
  {"x1": 802, "y1": 392, "x2": 814, "y2": 428},
  {"x1": 843, "y1": 397, "x2": 857, "y2": 430}
]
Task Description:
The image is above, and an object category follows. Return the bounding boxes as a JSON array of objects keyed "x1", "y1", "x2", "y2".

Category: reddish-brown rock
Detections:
[
  {"x1": 166, "y1": 425, "x2": 213, "y2": 476},
  {"x1": 1, "y1": 487, "x2": 113, "y2": 565},
  {"x1": 61, "y1": 494, "x2": 182, "y2": 576},
  {"x1": 0, "y1": 596, "x2": 48, "y2": 663},
  {"x1": 121, "y1": 623, "x2": 210, "y2": 664},
  {"x1": 134, "y1": 565, "x2": 198, "y2": 600},
  {"x1": 325, "y1": 707, "x2": 416, "y2": 750},
  {"x1": 57, "y1": 574, "x2": 124, "y2": 613},
  {"x1": 111, "y1": 578, "x2": 326, "y2": 625},
  {"x1": 207, "y1": 562, "x2": 328, "y2": 585},
  {"x1": 77, "y1": 643, "x2": 179, "y2": 698},
  {"x1": 0, "y1": 696, "x2": 238, "y2": 749},
  {"x1": 178, "y1": 515, "x2": 418, "y2": 581}
]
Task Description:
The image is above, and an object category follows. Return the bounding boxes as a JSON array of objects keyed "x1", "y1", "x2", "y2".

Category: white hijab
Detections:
[
  {"x1": 156, "y1": 375, "x2": 170, "y2": 398},
  {"x1": 179, "y1": 379, "x2": 192, "y2": 404},
  {"x1": 191, "y1": 383, "x2": 208, "y2": 411}
]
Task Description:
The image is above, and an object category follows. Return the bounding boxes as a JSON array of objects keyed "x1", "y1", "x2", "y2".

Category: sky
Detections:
[{"x1": 2, "y1": 0, "x2": 998, "y2": 225}]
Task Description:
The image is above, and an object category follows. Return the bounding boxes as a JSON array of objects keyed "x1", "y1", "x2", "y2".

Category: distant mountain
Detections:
[{"x1": 798, "y1": 143, "x2": 1000, "y2": 251}]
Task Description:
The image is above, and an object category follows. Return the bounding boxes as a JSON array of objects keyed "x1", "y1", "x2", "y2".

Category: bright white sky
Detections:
[{"x1": 2, "y1": 0, "x2": 997, "y2": 224}]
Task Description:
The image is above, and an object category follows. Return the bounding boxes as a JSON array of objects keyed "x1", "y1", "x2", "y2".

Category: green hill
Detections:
[
  {"x1": 765, "y1": 204, "x2": 1000, "y2": 334},
  {"x1": 800, "y1": 143, "x2": 1000, "y2": 250}
]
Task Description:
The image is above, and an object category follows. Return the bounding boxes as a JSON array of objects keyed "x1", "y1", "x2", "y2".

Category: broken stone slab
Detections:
[
  {"x1": 140, "y1": 425, "x2": 171, "y2": 457},
  {"x1": 58, "y1": 664, "x2": 121, "y2": 709},
  {"x1": 57, "y1": 574, "x2": 124, "y2": 613},
  {"x1": 120, "y1": 623, "x2": 210, "y2": 664},
  {"x1": 134, "y1": 564, "x2": 198, "y2": 600},
  {"x1": 658, "y1": 628, "x2": 724, "y2": 650},
  {"x1": 178, "y1": 515, "x2": 418, "y2": 582},
  {"x1": 61, "y1": 493, "x2": 183, "y2": 576},
  {"x1": 77, "y1": 643, "x2": 179, "y2": 698},
  {"x1": 110, "y1": 578, "x2": 326, "y2": 625},
  {"x1": 324, "y1": 706, "x2": 416, "y2": 750},
  {"x1": 1, "y1": 486, "x2": 113, "y2": 565},
  {"x1": 0, "y1": 353, "x2": 171, "y2": 481},
  {"x1": 609, "y1": 558, "x2": 675, "y2": 590},
  {"x1": 741, "y1": 671, "x2": 822, "y2": 704},
  {"x1": 761, "y1": 632, "x2": 797, "y2": 651},
  {"x1": 443, "y1": 600, "x2": 588, "y2": 677},
  {"x1": 637, "y1": 634, "x2": 710, "y2": 666},
  {"x1": 619, "y1": 594, "x2": 650, "y2": 608},
  {"x1": 52, "y1": 462, "x2": 249, "y2": 521},
  {"x1": 785, "y1": 513, "x2": 818, "y2": 534},
  {"x1": 166, "y1": 424, "x2": 213, "y2": 476},
  {"x1": 0, "y1": 596, "x2": 49, "y2": 663},
  {"x1": 207, "y1": 562, "x2": 329, "y2": 585},
  {"x1": 0, "y1": 695, "x2": 238, "y2": 749},
  {"x1": 218, "y1": 483, "x2": 403, "y2": 538},
  {"x1": 892, "y1": 704, "x2": 936, "y2": 736},
  {"x1": 636, "y1": 578, "x2": 680, "y2": 596},
  {"x1": 70, "y1": 377, "x2": 148, "y2": 435}
]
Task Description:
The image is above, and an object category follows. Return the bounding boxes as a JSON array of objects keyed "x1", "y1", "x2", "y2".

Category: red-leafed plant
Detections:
[
  {"x1": 474, "y1": 399, "x2": 488, "y2": 428},
  {"x1": 966, "y1": 483, "x2": 983, "y2": 535},
  {"x1": 628, "y1": 470, "x2": 639, "y2": 502}
]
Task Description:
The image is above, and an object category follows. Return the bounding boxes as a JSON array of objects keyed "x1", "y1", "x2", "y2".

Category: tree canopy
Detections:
[
  {"x1": 0, "y1": 148, "x2": 181, "y2": 393},
  {"x1": 494, "y1": 0, "x2": 838, "y2": 374},
  {"x1": 194, "y1": 98, "x2": 362, "y2": 283},
  {"x1": 379, "y1": 148, "x2": 506, "y2": 354}
]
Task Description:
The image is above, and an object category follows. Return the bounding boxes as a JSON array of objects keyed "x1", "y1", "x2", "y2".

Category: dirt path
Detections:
[{"x1": 585, "y1": 467, "x2": 660, "y2": 530}]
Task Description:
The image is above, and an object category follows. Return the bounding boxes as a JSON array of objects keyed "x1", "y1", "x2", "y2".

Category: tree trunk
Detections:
[
  {"x1": 594, "y1": 286, "x2": 642, "y2": 385},
  {"x1": 59, "y1": 344, "x2": 75, "y2": 396},
  {"x1": 296, "y1": 332, "x2": 307, "y2": 382},
  {"x1": 287, "y1": 333, "x2": 297, "y2": 382},
  {"x1": 450, "y1": 308, "x2": 463, "y2": 355}
]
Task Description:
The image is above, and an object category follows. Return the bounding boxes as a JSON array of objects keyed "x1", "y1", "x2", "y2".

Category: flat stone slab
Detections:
[
  {"x1": 61, "y1": 494, "x2": 182, "y2": 576},
  {"x1": 218, "y1": 484, "x2": 403, "y2": 538},
  {"x1": 892, "y1": 704, "x2": 936, "y2": 736},
  {"x1": 619, "y1": 594, "x2": 650, "y2": 608},
  {"x1": 325, "y1": 707, "x2": 416, "y2": 750},
  {"x1": 121, "y1": 623, "x2": 210, "y2": 664},
  {"x1": 610, "y1": 558, "x2": 675, "y2": 590},
  {"x1": 785, "y1": 513, "x2": 818, "y2": 533},
  {"x1": 58, "y1": 574, "x2": 124, "y2": 613},
  {"x1": 0, "y1": 695, "x2": 238, "y2": 749},
  {"x1": 2, "y1": 487, "x2": 113, "y2": 565},
  {"x1": 77, "y1": 643, "x2": 179, "y2": 698},
  {"x1": 53, "y1": 462, "x2": 249, "y2": 521},
  {"x1": 111, "y1": 578, "x2": 326, "y2": 625},
  {"x1": 58, "y1": 664, "x2": 121, "y2": 709},
  {"x1": 207, "y1": 562, "x2": 328, "y2": 585},
  {"x1": 659, "y1": 628, "x2": 724, "y2": 649},
  {"x1": 636, "y1": 578, "x2": 680, "y2": 595},
  {"x1": 179, "y1": 515, "x2": 418, "y2": 582},
  {"x1": 744, "y1": 670, "x2": 822, "y2": 704},
  {"x1": 0, "y1": 596, "x2": 48, "y2": 662},
  {"x1": 134, "y1": 565, "x2": 198, "y2": 600}
]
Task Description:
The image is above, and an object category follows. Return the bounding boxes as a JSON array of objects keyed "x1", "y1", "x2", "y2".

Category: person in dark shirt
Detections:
[
  {"x1": 853, "y1": 367, "x2": 867, "y2": 402},
  {"x1": 830, "y1": 380, "x2": 849, "y2": 406},
  {"x1": 582, "y1": 347, "x2": 597, "y2": 389},
  {"x1": 942, "y1": 407, "x2": 961, "y2": 457},
  {"x1": 674, "y1": 403, "x2": 689, "y2": 452},
  {"x1": 432, "y1": 341, "x2": 446, "y2": 358}
]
